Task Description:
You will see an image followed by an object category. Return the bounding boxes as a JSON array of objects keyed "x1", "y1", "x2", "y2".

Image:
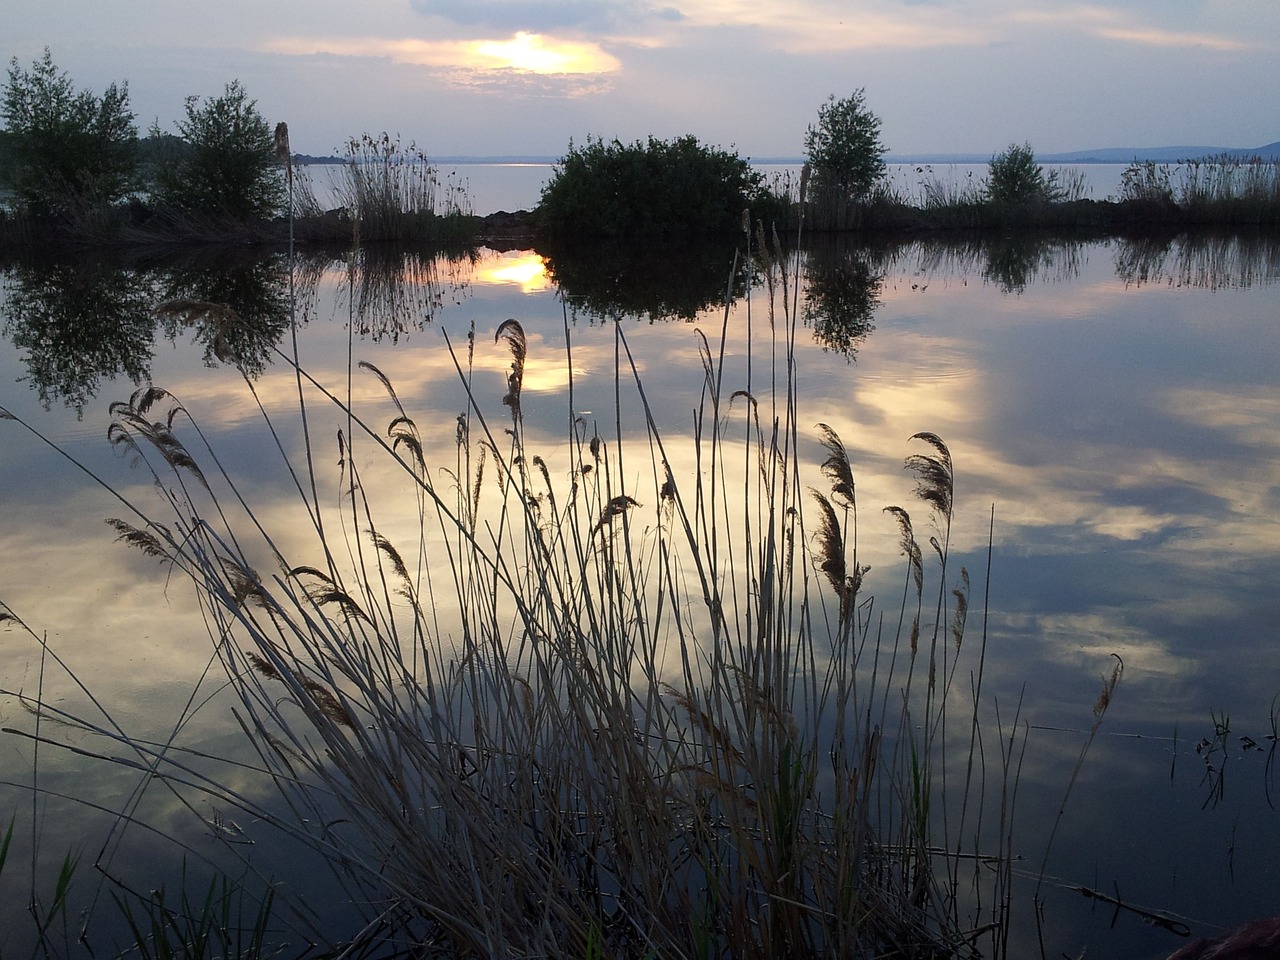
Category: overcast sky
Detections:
[{"x1": 7, "y1": 1, "x2": 1278, "y2": 159}]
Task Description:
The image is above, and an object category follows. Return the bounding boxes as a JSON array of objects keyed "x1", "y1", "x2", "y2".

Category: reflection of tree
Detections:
[
  {"x1": 1114, "y1": 232, "x2": 1280, "y2": 291},
  {"x1": 335, "y1": 246, "x2": 473, "y2": 342},
  {"x1": 154, "y1": 250, "x2": 293, "y2": 375},
  {"x1": 1, "y1": 255, "x2": 159, "y2": 415},
  {"x1": 540, "y1": 236, "x2": 741, "y2": 322},
  {"x1": 802, "y1": 239, "x2": 880, "y2": 358},
  {"x1": 1, "y1": 248, "x2": 308, "y2": 414}
]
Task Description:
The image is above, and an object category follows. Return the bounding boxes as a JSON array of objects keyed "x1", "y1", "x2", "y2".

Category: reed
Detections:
[
  {"x1": 1118, "y1": 155, "x2": 1280, "y2": 224},
  {"x1": 333, "y1": 132, "x2": 473, "y2": 244},
  {"x1": 3, "y1": 224, "x2": 1030, "y2": 958}
]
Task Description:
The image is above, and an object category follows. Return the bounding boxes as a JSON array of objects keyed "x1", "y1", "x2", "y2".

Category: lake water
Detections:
[{"x1": 1, "y1": 229, "x2": 1278, "y2": 957}]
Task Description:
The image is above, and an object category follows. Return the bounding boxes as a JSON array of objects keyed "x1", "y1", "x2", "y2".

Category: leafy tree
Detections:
[
  {"x1": 151, "y1": 80, "x2": 285, "y2": 221},
  {"x1": 536, "y1": 135, "x2": 779, "y2": 238},
  {"x1": 984, "y1": 142, "x2": 1063, "y2": 204},
  {"x1": 1, "y1": 48, "x2": 137, "y2": 218},
  {"x1": 804, "y1": 90, "x2": 887, "y2": 203}
]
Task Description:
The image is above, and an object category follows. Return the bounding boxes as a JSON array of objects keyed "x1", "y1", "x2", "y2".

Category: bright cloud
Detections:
[{"x1": 264, "y1": 32, "x2": 619, "y2": 75}]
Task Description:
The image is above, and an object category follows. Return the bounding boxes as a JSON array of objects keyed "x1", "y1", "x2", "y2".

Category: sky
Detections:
[{"x1": 6, "y1": 0, "x2": 1279, "y2": 159}]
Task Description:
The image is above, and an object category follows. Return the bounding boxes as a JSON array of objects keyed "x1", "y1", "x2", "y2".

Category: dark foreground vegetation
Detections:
[{"x1": 3, "y1": 52, "x2": 1278, "y2": 254}]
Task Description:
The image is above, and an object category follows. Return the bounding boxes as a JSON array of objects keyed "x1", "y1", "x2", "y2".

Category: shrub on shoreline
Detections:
[{"x1": 536, "y1": 135, "x2": 785, "y2": 238}]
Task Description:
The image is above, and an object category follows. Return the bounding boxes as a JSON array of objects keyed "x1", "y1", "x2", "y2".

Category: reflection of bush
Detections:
[
  {"x1": 980, "y1": 235, "x2": 1083, "y2": 294},
  {"x1": 540, "y1": 236, "x2": 743, "y2": 322},
  {"x1": 1, "y1": 254, "x2": 158, "y2": 413},
  {"x1": 802, "y1": 239, "x2": 880, "y2": 358}
]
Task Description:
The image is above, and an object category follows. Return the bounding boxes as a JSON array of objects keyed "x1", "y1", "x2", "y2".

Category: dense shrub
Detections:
[
  {"x1": 535, "y1": 135, "x2": 780, "y2": 238},
  {"x1": 1, "y1": 49, "x2": 137, "y2": 220},
  {"x1": 984, "y1": 142, "x2": 1063, "y2": 204},
  {"x1": 150, "y1": 81, "x2": 285, "y2": 222}
]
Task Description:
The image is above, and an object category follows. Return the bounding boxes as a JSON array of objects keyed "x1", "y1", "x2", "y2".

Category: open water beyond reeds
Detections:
[{"x1": 1, "y1": 230, "x2": 1278, "y2": 958}]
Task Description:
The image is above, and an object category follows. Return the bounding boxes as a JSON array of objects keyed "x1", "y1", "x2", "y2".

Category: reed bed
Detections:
[
  {"x1": 333, "y1": 133, "x2": 473, "y2": 244},
  {"x1": 2, "y1": 224, "x2": 1026, "y2": 958},
  {"x1": 1118, "y1": 155, "x2": 1280, "y2": 224}
]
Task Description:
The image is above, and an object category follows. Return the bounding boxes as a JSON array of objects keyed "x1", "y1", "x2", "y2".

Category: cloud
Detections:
[
  {"x1": 410, "y1": 0, "x2": 684, "y2": 32},
  {"x1": 263, "y1": 31, "x2": 620, "y2": 94},
  {"x1": 1013, "y1": 5, "x2": 1254, "y2": 51}
]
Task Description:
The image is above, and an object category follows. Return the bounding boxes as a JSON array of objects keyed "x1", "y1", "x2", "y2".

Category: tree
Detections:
[
  {"x1": 984, "y1": 142, "x2": 1063, "y2": 204},
  {"x1": 152, "y1": 80, "x2": 285, "y2": 221},
  {"x1": 804, "y1": 90, "x2": 887, "y2": 203},
  {"x1": 1, "y1": 48, "x2": 137, "y2": 218}
]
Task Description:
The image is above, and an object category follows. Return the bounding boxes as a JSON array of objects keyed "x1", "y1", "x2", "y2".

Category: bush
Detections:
[
  {"x1": 984, "y1": 142, "x2": 1063, "y2": 204},
  {"x1": 535, "y1": 135, "x2": 778, "y2": 238},
  {"x1": 804, "y1": 90, "x2": 887, "y2": 203},
  {"x1": 150, "y1": 80, "x2": 285, "y2": 222},
  {"x1": 1, "y1": 48, "x2": 137, "y2": 220}
]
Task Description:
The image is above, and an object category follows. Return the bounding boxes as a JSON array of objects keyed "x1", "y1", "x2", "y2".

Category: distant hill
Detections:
[{"x1": 1039, "y1": 142, "x2": 1280, "y2": 163}]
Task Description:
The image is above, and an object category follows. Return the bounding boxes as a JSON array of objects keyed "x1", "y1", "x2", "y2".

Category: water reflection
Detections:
[
  {"x1": 2, "y1": 232, "x2": 1279, "y2": 957},
  {"x1": 152, "y1": 250, "x2": 292, "y2": 375},
  {"x1": 801, "y1": 236, "x2": 880, "y2": 358},
  {"x1": 0, "y1": 250, "x2": 297, "y2": 411},
  {"x1": 1, "y1": 254, "x2": 158, "y2": 414},
  {"x1": 1114, "y1": 231, "x2": 1280, "y2": 290},
  {"x1": 338, "y1": 245, "x2": 474, "y2": 341},
  {"x1": 2, "y1": 232, "x2": 1276, "y2": 416},
  {"x1": 541, "y1": 236, "x2": 740, "y2": 322}
]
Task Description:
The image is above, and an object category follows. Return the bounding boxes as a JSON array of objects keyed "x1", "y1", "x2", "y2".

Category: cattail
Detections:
[{"x1": 274, "y1": 122, "x2": 292, "y2": 186}]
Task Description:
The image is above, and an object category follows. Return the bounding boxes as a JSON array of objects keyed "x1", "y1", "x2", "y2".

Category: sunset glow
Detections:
[{"x1": 471, "y1": 32, "x2": 619, "y2": 75}]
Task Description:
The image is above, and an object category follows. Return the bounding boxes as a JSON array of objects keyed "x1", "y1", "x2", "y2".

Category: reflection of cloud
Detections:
[{"x1": 475, "y1": 253, "x2": 553, "y2": 293}]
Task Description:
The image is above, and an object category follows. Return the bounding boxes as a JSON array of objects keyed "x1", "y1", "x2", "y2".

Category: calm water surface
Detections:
[{"x1": 1, "y1": 231, "x2": 1277, "y2": 957}]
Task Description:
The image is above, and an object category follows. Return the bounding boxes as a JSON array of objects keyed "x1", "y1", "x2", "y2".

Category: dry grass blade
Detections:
[
  {"x1": 495, "y1": 318, "x2": 527, "y2": 418},
  {"x1": 105, "y1": 518, "x2": 170, "y2": 560},
  {"x1": 883, "y1": 505, "x2": 923, "y2": 593},
  {"x1": 905, "y1": 431, "x2": 954, "y2": 521},
  {"x1": 809, "y1": 490, "x2": 846, "y2": 596},
  {"x1": 593, "y1": 495, "x2": 640, "y2": 536}
]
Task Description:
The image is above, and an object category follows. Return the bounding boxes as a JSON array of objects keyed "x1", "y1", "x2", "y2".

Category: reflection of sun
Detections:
[
  {"x1": 471, "y1": 32, "x2": 619, "y2": 74},
  {"x1": 477, "y1": 253, "x2": 551, "y2": 292}
]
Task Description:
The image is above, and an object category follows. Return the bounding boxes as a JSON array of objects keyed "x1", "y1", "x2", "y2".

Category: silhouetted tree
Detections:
[{"x1": 1, "y1": 49, "x2": 137, "y2": 219}]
